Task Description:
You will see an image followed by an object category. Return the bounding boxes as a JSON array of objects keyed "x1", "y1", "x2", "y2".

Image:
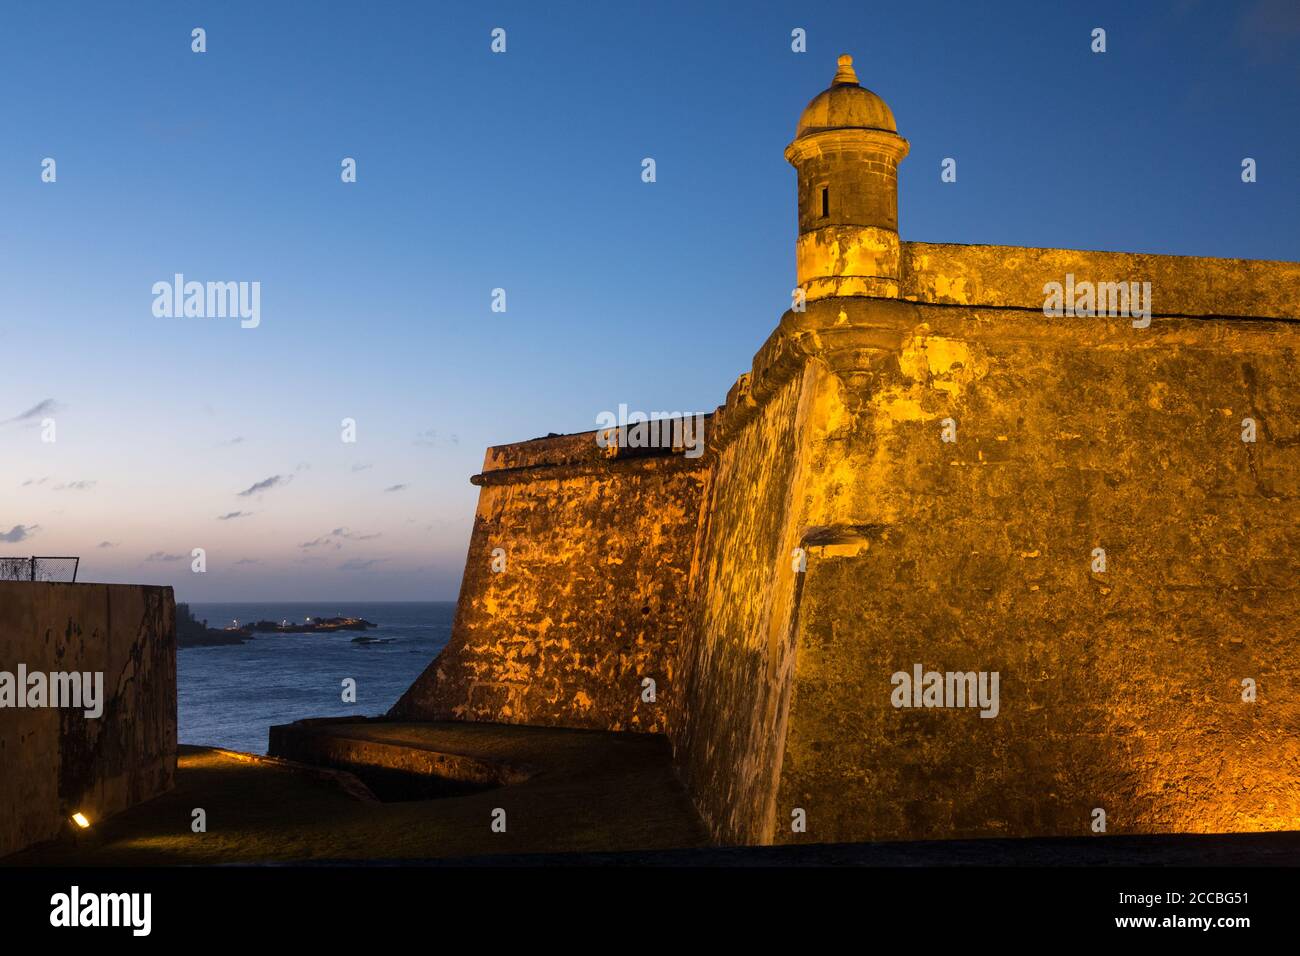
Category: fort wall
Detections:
[
  {"x1": 768, "y1": 294, "x2": 1300, "y2": 843},
  {"x1": 900, "y1": 241, "x2": 1300, "y2": 318},
  {"x1": 0, "y1": 582, "x2": 176, "y2": 857},
  {"x1": 672, "y1": 362, "x2": 818, "y2": 843},
  {"x1": 393, "y1": 252, "x2": 1300, "y2": 846},
  {"x1": 387, "y1": 54, "x2": 1300, "y2": 846},
  {"x1": 392, "y1": 431, "x2": 709, "y2": 734}
]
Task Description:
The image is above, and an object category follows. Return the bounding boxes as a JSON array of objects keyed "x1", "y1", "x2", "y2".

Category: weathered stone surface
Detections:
[
  {"x1": 392, "y1": 431, "x2": 709, "y2": 734},
  {"x1": 900, "y1": 241, "x2": 1300, "y2": 319},
  {"x1": 0, "y1": 582, "x2": 176, "y2": 857},
  {"x1": 785, "y1": 56, "x2": 909, "y2": 304},
  {"x1": 388, "y1": 55, "x2": 1300, "y2": 848}
]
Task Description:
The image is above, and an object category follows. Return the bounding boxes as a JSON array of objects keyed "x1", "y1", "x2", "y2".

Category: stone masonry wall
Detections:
[
  {"x1": 392, "y1": 429, "x2": 709, "y2": 734},
  {"x1": 0, "y1": 582, "x2": 176, "y2": 858},
  {"x1": 672, "y1": 364, "x2": 816, "y2": 844},
  {"x1": 771, "y1": 293, "x2": 1300, "y2": 843},
  {"x1": 393, "y1": 241, "x2": 1300, "y2": 847}
]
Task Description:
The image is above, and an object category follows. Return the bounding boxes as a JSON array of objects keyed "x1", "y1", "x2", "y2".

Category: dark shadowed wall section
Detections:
[{"x1": 0, "y1": 582, "x2": 176, "y2": 857}]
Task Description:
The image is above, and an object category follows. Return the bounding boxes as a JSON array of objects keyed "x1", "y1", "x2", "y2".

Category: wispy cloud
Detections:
[
  {"x1": 144, "y1": 551, "x2": 185, "y2": 562},
  {"x1": 299, "y1": 536, "x2": 340, "y2": 551},
  {"x1": 22, "y1": 477, "x2": 94, "y2": 491},
  {"x1": 0, "y1": 524, "x2": 38, "y2": 543},
  {"x1": 53, "y1": 480, "x2": 96, "y2": 492},
  {"x1": 384, "y1": 484, "x2": 408, "y2": 493},
  {"x1": 217, "y1": 511, "x2": 252, "y2": 521},
  {"x1": 415, "y1": 428, "x2": 458, "y2": 447},
  {"x1": 339, "y1": 557, "x2": 386, "y2": 571},
  {"x1": 220, "y1": 436, "x2": 245, "y2": 446},
  {"x1": 2, "y1": 399, "x2": 61, "y2": 425},
  {"x1": 300, "y1": 527, "x2": 381, "y2": 550},
  {"x1": 97, "y1": 541, "x2": 118, "y2": 549},
  {"x1": 352, "y1": 463, "x2": 373, "y2": 472},
  {"x1": 234, "y1": 558, "x2": 260, "y2": 566},
  {"x1": 237, "y1": 474, "x2": 290, "y2": 497}
]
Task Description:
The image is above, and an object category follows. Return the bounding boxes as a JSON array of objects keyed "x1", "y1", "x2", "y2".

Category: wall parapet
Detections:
[
  {"x1": 472, "y1": 425, "x2": 711, "y2": 487},
  {"x1": 901, "y1": 241, "x2": 1300, "y2": 320}
]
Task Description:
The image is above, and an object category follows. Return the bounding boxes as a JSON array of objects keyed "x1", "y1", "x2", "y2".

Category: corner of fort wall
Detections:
[
  {"x1": 395, "y1": 243, "x2": 1300, "y2": 846},
  {"x1": 391, "y1": 428, "x2": 710, "y2": 735}
]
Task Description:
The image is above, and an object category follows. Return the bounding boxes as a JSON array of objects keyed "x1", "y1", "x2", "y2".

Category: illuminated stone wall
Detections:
[
  {"x1": 399, "y1": 245, "x2": 1300, "y2": 846},
  {"x1": 393, "y1": 52, "x2": 1300, "y2": 845},
  {"x1": 392, "y1": 430, "x2": 709, "y2": 734},
  {"x1": 0, "y1": 582, "x2": 176, "y2": 858},
  {"x1": 673, "y1": 362, "x2": 818, "y2": 845},
  {"x1": 764, "y1": 286, "x2": 1300, "y2": 844}
]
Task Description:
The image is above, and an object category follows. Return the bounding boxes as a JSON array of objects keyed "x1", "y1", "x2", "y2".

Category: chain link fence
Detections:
[{"x1": 0, "y1": 556, "x2": 80, "y2": 582}]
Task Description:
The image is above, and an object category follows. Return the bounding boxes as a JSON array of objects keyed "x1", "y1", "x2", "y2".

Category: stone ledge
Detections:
[
  {"x1": 269, "y1": 717, "x2": 535, "y2": 790},
  {"x1": 902, "y1": 241, "x2": 1300, "y2": 320}
]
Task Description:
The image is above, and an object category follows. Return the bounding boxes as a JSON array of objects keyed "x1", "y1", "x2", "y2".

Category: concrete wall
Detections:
[
  {"x1": 392, "y1": 429, "x2": 709, "y2": 734},
  {"x1": 0, "y1": 582, "x2": 176, "y2": 858}
]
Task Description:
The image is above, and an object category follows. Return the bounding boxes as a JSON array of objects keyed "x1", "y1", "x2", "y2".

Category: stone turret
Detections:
[{"x1": 785, "y1": 55, "x2": 910, "y2": 300}]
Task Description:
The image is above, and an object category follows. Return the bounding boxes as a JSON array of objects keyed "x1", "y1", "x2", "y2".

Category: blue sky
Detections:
[{"x1": 1, "y1": 0, "x2": 1297, "y2": 601}]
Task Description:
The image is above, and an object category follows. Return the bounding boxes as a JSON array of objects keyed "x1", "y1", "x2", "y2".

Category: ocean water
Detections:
[{"x1": 179, "y1": 601, "x2": 454, "y2": 755}]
